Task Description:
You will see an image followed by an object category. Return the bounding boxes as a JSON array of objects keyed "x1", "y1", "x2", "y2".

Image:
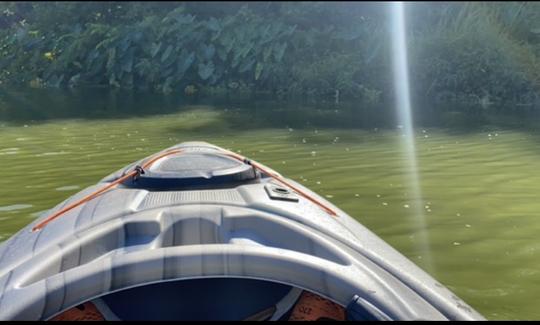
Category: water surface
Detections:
[{"x1": 1, "y1": 88, "x2": 540, "y2": 320}]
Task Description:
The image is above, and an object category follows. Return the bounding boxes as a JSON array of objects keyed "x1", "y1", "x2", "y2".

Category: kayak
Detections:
[{"x1": 0, "y1": 142, "x2": 484, "y2": 320}]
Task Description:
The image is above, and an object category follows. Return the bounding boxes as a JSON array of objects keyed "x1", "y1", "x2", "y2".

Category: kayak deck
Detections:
[{"x1": 0, "y1": 142, "x2": 484, "y2": 320}]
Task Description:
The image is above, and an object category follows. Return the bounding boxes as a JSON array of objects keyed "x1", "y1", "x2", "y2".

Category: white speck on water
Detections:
[
  {"x1": 427, "y1": 209, "x2": 431, "y2": 212},
  {"x1": 422, "y1": 129, "x2": 426, "y2": 133},
  {"x1": 465, "y1": 224, "x2": 471, "y2": 228},
  {"x1": 382, "y1": 202, "x2": 388, "y2": 206},
  {"x1": 456, "y1": 213, "x2": 461, "y2": 217},
  {"x1": 425, "y1": 205, "x2": 430, "y2": 209},
  {"x1": 0, "y1": 150, "x2": 18, "y2": 155},
  {"x1": 24, "y1": 124, "x2": 28, "y2": 128},
  {"x1": 316, "y1": 181, "x2": 321, "y2": 185},
  {"x1": 25, "y1": 185, "x2": 45, "y2": 189},
  {"x1": 424, "y1": 135, "x2": 429, "y2": 138},
  {"x1": 15, "y1": 138, "x2": 28, "y2": 141},
  {"x1": 453, "y1": 242, "x2": 461, "y2": 246},
  {"x1": 311, "y1": 151, "x2": 316, "y2": 156},
  {"x1": 0, "y1": 204, "x2": 33, "y2": 212},
  {"x1": 30, "y1": 209, "x2": 49, "y2": 218},
  {"x1": 35, "y1": 151, "x2": 68, "y2": 157},
  {"x1": 282, "y1": 161, "x2": 286, "y2": 164},
  {"x1": 325, "y1": 195, "x2": 334, "y2": 198},
  {"x1": 345, "y1": 148, "x2": 350, "y2": 151},
  {"x1": 355, "y1": 194, "x2": 360, "y2": 197},
  {"x1": 376, "y1": 194, "x2": 381, "y2": 198},
  {"x1": 302, "y1": 138, "x2": 307, "y2": 143},
  {"x1": 55, "y1": 185, "x2": 80, "y2": 191},
  {"x1": 403, "y1": 204, "x2": 410, "y2": 208},
  {"x1": 288, "y1": 128, "x2": 294, "y2": 132}
]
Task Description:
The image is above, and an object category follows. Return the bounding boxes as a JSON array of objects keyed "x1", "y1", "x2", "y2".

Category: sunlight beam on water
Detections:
[{"x1": 390, "y1": 2, "x2": 433, "y2": 271}]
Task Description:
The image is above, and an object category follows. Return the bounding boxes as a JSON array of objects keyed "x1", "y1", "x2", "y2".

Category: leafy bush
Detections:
[{"x1": 0, "y1": 2, "x2": 539, "y2": 110}]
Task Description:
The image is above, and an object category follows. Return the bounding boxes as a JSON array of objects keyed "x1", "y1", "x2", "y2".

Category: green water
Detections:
[{"x1": 1, "y1": 88, "x2": 540, "y2": 320}]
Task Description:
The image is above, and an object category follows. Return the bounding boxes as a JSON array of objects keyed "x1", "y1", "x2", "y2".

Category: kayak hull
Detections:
[{"x1": 0, "y1": 142, "x2": 484, "y2": 320}]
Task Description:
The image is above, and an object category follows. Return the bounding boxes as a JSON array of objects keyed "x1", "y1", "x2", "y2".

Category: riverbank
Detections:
[{"x1": 1, "y1": 2, "x2": 539, "y2": 110}]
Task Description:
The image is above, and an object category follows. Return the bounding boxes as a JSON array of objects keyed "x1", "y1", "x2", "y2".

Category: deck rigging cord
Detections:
[
  {"x1": 219, "y1": 149, "x2": 338, "y2": 218},
  {"x1": 31, "y1": 149, "x2": 184, "y2": 232},
  {"x1": 31, "y1": 147, "x2": 337, "y2": 232}
]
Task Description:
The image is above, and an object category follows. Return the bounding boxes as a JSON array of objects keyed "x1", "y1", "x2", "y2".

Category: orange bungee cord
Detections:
[
  {"x1": 31, "y1": 149, "x2": 184, "y2": 232},
  {"x1": 220, "y1": 149, "x2": 338, "y2": 218},
  {"x1": 31, "y1": 147, "x2": 337, "y2": 232}
]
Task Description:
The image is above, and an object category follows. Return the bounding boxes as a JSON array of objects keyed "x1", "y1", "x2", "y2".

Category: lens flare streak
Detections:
[{"x1": 390, "y1": 1, "x2": 433, "y2": 271}]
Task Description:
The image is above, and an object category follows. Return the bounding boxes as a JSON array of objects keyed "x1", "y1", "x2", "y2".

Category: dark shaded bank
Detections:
[{"x1": 2, "y1": 87, "x2": 540, "y2": 134}]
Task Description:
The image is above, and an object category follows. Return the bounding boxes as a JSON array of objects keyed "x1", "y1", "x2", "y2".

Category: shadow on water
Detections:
[
  {"x1": 1, "y1": 86, "x2": 540, "y2": 136},
  {"x1": 0, "y1": 86, "x2": 200, "y2": 123},
  {"x1": 0, "y1": 86, "x2": 399, "y2": 130}
]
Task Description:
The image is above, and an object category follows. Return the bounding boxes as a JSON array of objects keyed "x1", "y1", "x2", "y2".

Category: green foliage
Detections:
[
  {"x1": 0, "y1": 1, "x2": 539, "y2": 109},
  {"x1": 409, "y1": 2, "x2": 540, "y2": 108}
]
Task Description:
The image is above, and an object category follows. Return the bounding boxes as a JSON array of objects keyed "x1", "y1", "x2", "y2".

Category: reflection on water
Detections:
[{"x1": 1, "y1": 87, "x2": 540, "y2": 320}]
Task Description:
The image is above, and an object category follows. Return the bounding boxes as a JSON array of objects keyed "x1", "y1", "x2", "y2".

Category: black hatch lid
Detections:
[{"x1": 124, "y1": 152, "x2": 258, "y2": 190}]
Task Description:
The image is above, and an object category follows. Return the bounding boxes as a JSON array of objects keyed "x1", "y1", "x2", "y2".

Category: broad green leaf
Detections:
[
  {"x1": 200, "y1": 43, "x2": 215, "y2": 61},
  {"x1": 273, "y1": 43, "x2": 287, "y2": 62},
  {"x1": 161, "y1": 45, "x2": 173, "y2": 63},
  {"x1": 162, "y1": 76, "x2": 174, "y2": 93},
  {"x1": 207, "y1": 17, "x2": 221, "y2": 32},
  {"x1": 151, "y1": 42, "x2": 162, "y2": 58},
  {"x1": 177, "y1": 50, "x2": 195, "y2": 75},
  {"x1": 198, "y1": 61, "x2": 214, "y2": 80},
  {"x1": 217, "y1": 46, "x2": 228, "y2": 62},
  {"x1": 239, "y1": 59, "x2": 255, "y2": 73},
  {"x1": 263, "y1": 46, "x2": 273, "y2": 62},
  {"x1": 121, "y1": 48, "x2": 134, "y2": 73}
]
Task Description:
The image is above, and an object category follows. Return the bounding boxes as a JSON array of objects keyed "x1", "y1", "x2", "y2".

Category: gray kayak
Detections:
[{"x1": 0, "y1": 141, "x2": 484, "y2": 320}]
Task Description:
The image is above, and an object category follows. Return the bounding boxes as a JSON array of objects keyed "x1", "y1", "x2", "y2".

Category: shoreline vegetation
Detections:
[{"x1": 0, "y1": 2, "x2": 539, "y2": 112}]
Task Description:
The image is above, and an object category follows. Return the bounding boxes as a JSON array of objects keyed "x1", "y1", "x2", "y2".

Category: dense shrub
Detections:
[{"x1": 0, "y1": 2, "x2": 539, "y2": 110}]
